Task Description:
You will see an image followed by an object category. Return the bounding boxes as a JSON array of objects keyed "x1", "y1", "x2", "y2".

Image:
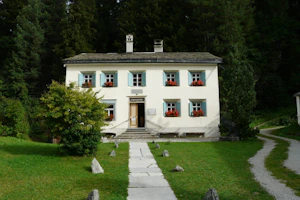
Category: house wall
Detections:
[{"x1": 65, "y1": 63, "x2": 220, "y2": 137}]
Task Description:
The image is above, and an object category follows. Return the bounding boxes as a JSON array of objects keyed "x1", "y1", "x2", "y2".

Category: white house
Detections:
[
  {"x1": 294, "y1": 92, "x2": 300, "y2": 125},
  {"x1": 63, "y1": 35, "x2": 222, "y2": 138}
]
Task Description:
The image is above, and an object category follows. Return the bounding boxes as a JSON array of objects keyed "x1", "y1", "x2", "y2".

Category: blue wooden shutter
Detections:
[
  {"x1": 163, "y1": 101, "x2": 167, "y2": 116},
  {"x1": 92, "y1": 73, "x2": 96, "y2": 87},
  {"x1": 175, "y1": 71, "x2": 180, "y2": 86},
  {"x1": 188, "y1": 71, "x2": 192, "y2": 86},
  {"x1": 78, "y1": 73, "x2": 83, "y2": 86},
  {"x1": 176, "y1": 101, "x2": 181, "y2": 116},
  {"x1": 100, "y1": 73, "x2": 105, "y2": 87},
  {"x1": 189, "y1": 101, "x2": 193, "y2": 116},
  {"x1": 142, "y1": 72, "x2": 146, "y2": 86},
  {"x1": 114, "y1": 72, "x2": 118, "y2": 87},
  {"x1": 201, "y1": 71, "x2": 206, "y2": 85},
  {"x1": 163, "y1": 71, "x2": 166, "y2": 86},
  {"x1": 202, "y1": 101, "x2": 207, "y2": 116},
  {"x1": 128, "y1": 72, "x2": 133, "y2": 86}
]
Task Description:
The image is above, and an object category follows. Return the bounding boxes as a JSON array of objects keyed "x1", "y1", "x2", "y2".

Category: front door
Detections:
[
  {"x1": 129, "y1": 103, "x2": 145, "y2": 128},
  {"x1": 130, "y1": 103, "x2": 138, "y2": 128}
]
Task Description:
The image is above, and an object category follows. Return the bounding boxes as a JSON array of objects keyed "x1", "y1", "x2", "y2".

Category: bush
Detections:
[
  {"x1": 0, "y1": 97, "x2": 30, "y2": 138},
  {"x1": 39, "y1": 81, "x2": 106, "y2": 156}
]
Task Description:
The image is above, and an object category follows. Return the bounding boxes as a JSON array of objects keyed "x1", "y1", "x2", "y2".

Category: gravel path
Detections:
[
  {"x1": 260, "y1": 128, "x2": 300, "y2": 174},
  {"x1": 248, "y1": 136, "x2": 300, "y2": 200}
]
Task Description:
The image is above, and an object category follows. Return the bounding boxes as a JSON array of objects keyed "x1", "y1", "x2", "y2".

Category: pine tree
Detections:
[
  {"x1": 55, "y1": 0, "x2": 97, "y2": 58},
  {"x1": 2, "y1": 0, "x2": 45, "y2": 99}
]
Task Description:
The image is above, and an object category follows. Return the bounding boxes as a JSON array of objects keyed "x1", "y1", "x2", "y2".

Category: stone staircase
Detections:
[{"x1": 117, "y1": 128, "x2": 159, "y2": 139}]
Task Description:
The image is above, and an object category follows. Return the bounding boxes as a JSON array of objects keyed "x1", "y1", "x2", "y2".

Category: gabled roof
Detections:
[{"x1": 63, "y1": 52, "x2": 222, "y2": 64}]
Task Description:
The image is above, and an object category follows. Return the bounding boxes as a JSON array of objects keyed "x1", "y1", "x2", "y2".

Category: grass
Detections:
[
  {"x1": 250, "y1": 106, "x2": 296, "y2": 128},
  {"x1": 259, "y1": 134, "x2": 300, "y2": 196},
  {"x1": 0, "y1": 137, "x2": 129, "y2": 200},
  {"x1": 271, "y1": 123, "x2": 300, "y2": 141},
  {"x1": 149, "y1": 141, "x2": 274, "y2": 200}
]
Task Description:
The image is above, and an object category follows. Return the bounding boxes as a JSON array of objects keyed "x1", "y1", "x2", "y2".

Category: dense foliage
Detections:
[
  {"x1": 0, "y1": 0, "x2": 299, "y2": 140},
  {"x1": 0, "y1": 97, "x2": 30, "y2": 138},
  {"x1": 39, "y1": 81, "x2": 106, "y2": 155}
]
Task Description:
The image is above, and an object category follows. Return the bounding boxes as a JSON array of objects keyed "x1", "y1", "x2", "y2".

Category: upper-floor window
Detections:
[
  {"x1": 163, "y1": 71, "x2": 180, "y2": 86},
  {"x1": 188, "y1": 71, "x2": 205, "y2": 86},
  {"x1": 101, "y1": 72, "x2": 118, "y2": 87},
  {"x1": 163, "y1": 100, "x2": 181, "y2": 117},
  {"x1": 78, "y1": 72, "x2": 95, "y2": 88},
  {"x1": 189, "y1": 100, "x2": 206, "y2": 117},
  {"x1": 128, "y1": 72, "x2": 146, "y2": 87}
]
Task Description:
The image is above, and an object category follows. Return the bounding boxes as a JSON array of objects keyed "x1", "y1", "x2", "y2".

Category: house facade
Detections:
[{"x1": 63, "y1": 35, "x2": 222, "y2": 138}]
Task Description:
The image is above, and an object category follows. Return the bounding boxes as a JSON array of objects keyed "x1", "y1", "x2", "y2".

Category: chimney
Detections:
[
  {"x1": 126, "y1": 34, "x2": 133, "y2": 53},
  {"x1": 154, "y1": 39, "x2": 163, "y2": 52}
]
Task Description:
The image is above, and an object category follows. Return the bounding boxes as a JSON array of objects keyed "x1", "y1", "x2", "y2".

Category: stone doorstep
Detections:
[
  {"x1": 129, "y1": 176, "x2": 170, "y2": 188},
  {"x1": 127, "y1": 188, "x2": 177, "y2": 200}
]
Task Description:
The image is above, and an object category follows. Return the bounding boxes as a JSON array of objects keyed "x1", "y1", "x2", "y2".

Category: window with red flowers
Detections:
[
  {"x1": 163, "y1": 101, "x2": 181, "y2": 117},
  {"x1": 163, "y1": 71, "x2": 180, "y2": 86},
  {"x1": 188, "y1": 71, "x2": 205, "y2": 86},
  {"x1": 189, "y1": 100, "x2": 206, "y2": 117}
]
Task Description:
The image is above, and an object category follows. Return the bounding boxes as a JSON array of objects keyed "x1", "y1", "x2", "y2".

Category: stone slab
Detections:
[
  {"x1": 130, "y1": 167, "x2": 162, "y2": 173},
  {"x1": 129, "y1": 163, "x2": 158, "y2": 168},
  {"x1": 129, "y1": 172, "x2": 164, "y2": 177},
  {"x1": 127, "y1": 187, "x2": 177, "y2": 200},
  {"x1": 129, "y1": 176, "x2": 170, "y2": 188},
  {"x1": 130, "y1": 143, "x2": 149, "y2": 149}
]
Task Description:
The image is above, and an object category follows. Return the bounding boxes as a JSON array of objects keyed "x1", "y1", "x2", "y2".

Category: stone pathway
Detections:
[
  {"x1": 127, "y1": 142, "x2": 177, "y2": 200},
  {"x1": 249, "y1": 136, "x2": 300, "y2": 200},
  {"x1": 260, "y1": 128, "x2": 300, "y2": 174}
]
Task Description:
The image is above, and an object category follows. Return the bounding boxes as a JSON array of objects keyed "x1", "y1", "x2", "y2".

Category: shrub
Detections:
[
  {"x1": 39, "y1": 81, "x2": 106, "y2": 156},
  {"x1": 0, "y1": 97, "x2": 30, "y2": 138}
]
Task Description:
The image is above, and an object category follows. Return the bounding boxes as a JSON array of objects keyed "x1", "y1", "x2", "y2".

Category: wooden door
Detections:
[{"x1": 130, "y1": 103, "x2": 138, "y2": 127}]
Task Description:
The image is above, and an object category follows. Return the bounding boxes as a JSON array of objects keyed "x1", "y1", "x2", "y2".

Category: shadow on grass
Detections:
[{"x1": 0, "y1": 142, "x2": 61, "y2": 157}]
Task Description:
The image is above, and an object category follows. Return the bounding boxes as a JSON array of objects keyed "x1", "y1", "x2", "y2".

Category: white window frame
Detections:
[
  {"x1": 103, "y1": 100, "x2": 116, "y2": 121},
  {"x1": 133, "y1": 73, "x2": 142, "y2": 86},
  {"x1": 192, "y1": 102, "x2": 201, "y2": 111},
  {"x1": 167, "y1": 103, "x2": 176, "y2": 111},
  {"x1": 106, "y1": 74, "x2": 114, "y2": 83},
  {"x1": 84, "y1": 74, "x2": 93, "y2": 83},
  {"x1": 166, "y1": 73, "x2": 176, "y2": 82},
  {"x1": 192, "y1": 73, "x2": 201, "y2": 81}
]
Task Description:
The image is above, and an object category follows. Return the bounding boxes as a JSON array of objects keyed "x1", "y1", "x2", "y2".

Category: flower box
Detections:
[
  {"x1": 165, "y1": 109, "x2": 179, "y2": 117},
  {"x1": 105, "y1": 114, "x2": 114, "y2": 121},
  {"x1": 104, "y1": 82, "x2": 114, "y2": 87},
  {"x1": 191, "y1": 109, "x2": 204, "y2": 117},
  {"x1": 166, "y1": 80, "x2": 177, "y2": 86},
  {"x1": 191, "y1": 80, "x2": 204, "y2": 86},
  {"x1": 82, "y1": 81, "x2": 92, "y2": 88}
]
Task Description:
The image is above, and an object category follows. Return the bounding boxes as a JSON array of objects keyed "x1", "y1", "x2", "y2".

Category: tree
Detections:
[
  {"x1": 39, "y1": 81, "x2": 106, "y2": 156},
  {"x1": 2, "y1": 0, "x2": 45, "y2": 100},
  {"x1": 55, "y1": 0, "x2": 97, "y2": 58}
]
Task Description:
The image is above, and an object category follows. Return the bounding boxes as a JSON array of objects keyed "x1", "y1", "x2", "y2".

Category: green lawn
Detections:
[
  {"x1": 271, "y1": 123, "x2": 300, "y2": 141},
  {"x1": 0, "y1": 137, "x2": 129, "y2": 200},
  {"x1": 150, "y1": 141, "x2": 274, "y2": 200},
  {"x1": 250, "y1": 106, "x2": 296, "y2": 128}
]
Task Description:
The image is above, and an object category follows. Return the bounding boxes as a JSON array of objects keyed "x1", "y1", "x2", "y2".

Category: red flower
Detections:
[
  {"x1": 191, "y1": 80, "x2": 204, "y2": 86},
  {"x1": 82, "y1": 81, "x2": 92, "y2": 88},
  {"x1": 104, "y1": 82, "x2": 114, "y2": 87},
  {"x1": 166, "y1": 80, "x2": 177, "y2": 86},
  {"x1": 192, "y1": 109, "x2": 204, "y2": 117},
  {"x1": 165, "y1": 109, "x2": 179, "y2": 117}
]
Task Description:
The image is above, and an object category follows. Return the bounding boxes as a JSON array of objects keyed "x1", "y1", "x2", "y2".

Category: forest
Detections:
[{"x1": 0, "y1": 0, "x2": 299, "y2": 139}]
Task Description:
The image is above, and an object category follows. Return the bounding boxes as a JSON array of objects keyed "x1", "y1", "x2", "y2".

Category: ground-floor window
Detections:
[
  {"x1": 163, "y1": 100, "x2": 181, "y2": 117},
  {"x1": 102, "y1": 99, "x2": 116, "y2": 121}
]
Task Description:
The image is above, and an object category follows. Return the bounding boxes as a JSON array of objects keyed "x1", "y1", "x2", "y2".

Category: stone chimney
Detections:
[
  {"x1": 154, "y1": 39, "x2": 163, "y2": 52},
  {"x1": 126, "y1": 34, "x2": 133, "y2": 53}
]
